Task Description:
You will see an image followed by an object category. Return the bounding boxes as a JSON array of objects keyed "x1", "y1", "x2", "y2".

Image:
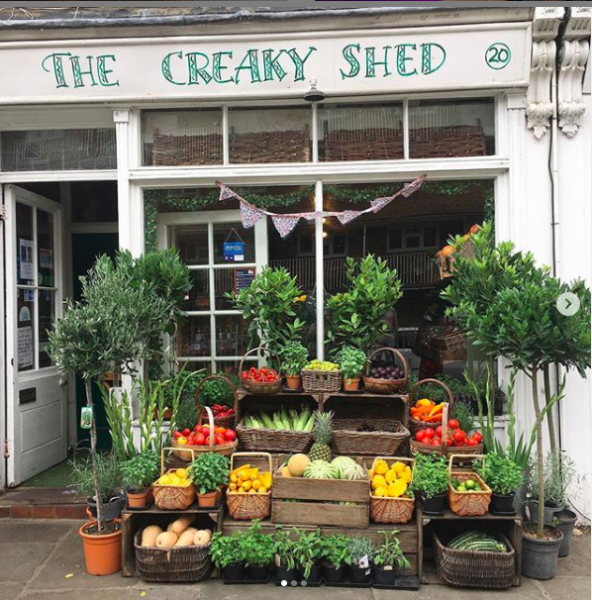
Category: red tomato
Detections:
[
  {"x1": 467, "y1": 438, "x2": 479, "y2": 446},
  {"x1": 447, "y1": 419, "x2": 459, "y2": 430},
  {"x1": 224, "y1": 429, "x2": 237, "y2": 442},
  {"x1": 193, "y1": 425, "x2": 200, "y2": 433},
  {"x1": 452, "y1": 430, "x2": 466, "y2": 444},
  {"x1": 415, "y1": 430, "x2": 427, "y2": 442},
  {"x1": 435, "y1": 426, "x2": 443, "y2": 438},
  {"x1": 195, "y1": 433, "x2": 206, "y2": 446},
  {"x1": 215, "y1": 434, "x2": 225, "y2": 446},
  {"x1": 424, "y1": 428, "x2": 435, "y2": 440},
  {"x1": 431, "y1": 438, "x2": 442, "y2": 446},
  {"x1": 473, "y1": 431, "x2": 483, "y2": 443},
  {"x1": 173, "y1": 430, "x2": 183, "y2": 439},
  {"x1": 201, "y1": 426, "x2": 210, "y2": 435},
  {"x1": 181, "y1": 428, "x2": 191, "y2": 437},
  {"x1": 446, "y1": 437, "x2": 454, "y2": 447}
]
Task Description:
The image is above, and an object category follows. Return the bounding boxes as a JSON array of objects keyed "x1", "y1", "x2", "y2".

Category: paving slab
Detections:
[
  {"x1": 0, "y1": 584, "x2": 25, "y2": 600},
  {"x1": 539, "y1": 575, "x2": 591, "y2": 600},
  {"x1": 0, "y1": 542, "x2": 56, "y2": 583},
  {"x1": 0, "y1": 520, "x2": 72, "y2": 543},
  {"x1": 21, "y1": 587, "x2": 202, "y2": 600}
]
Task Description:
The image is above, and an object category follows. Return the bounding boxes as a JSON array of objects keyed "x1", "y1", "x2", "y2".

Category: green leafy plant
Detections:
[
  {"x1": 529, "y1": 450, "x2": 576, "y2": 508},
  {"x1": 121, "y1": 451, "x2": 160, "y2": 491},
  {"x1": 273, "y1": 527, "x2": 297, "y2": 570},
  {"x1": 198, "y1": 376, "x2": 238, "y2": 409},
  {"x1": 210, "y1": 532, "x2": 246, "y2": 569},
  {"x1": 239, "y1": 521, "x2": 274, "y2": 567},
  {"x1": 476, "y1": 453, "x2": 523, "y2": 496},
  {"x1": 228, "y1": 267, "x2": 306, "y2": 362},
  {"x1": 411, "y1": 454, "x2": 449, "y2": 498},
  {"x1": 326, "y1": 255, "x2": 402, "y2": 354},
  {"x1": 322, "y1": 534, "x2": 352, "y2": 570},
  {"x1": 294, "y1": 528, "x2": 325, "y2": 579},
  {"x1": 337, "y1": 346, "x2": 367, "y2": 380},
  {"x1": 374, "y1": 530, "x2": 411, "y2": 570},
  {"x1": 188, "y1": 452, "x2": 229, "y2": 494},
  {"x1": 281, "y1": 341, "x2": 309, "y2": 377},
  {"x1": 348, "y1": 536, "x2": 375, "y2": 567},
  {"x1": 71, "y1": 454, "x2": 123, "y2": 500}
]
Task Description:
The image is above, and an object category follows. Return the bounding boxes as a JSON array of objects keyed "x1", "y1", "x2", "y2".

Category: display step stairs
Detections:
[{"x1": 0, "y1": 487, "x2": 87, "y2": 519}]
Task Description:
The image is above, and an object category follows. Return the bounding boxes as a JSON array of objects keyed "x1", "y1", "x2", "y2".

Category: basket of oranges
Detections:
[
  {"x1": 226, "y1": 452, "x2": 273, "y2": 521},
  {"x1": 153, "y1": 451, "x2": 196, "y2": 510},
  {"x1": 369, "y1": 457, "x2": 415, "y2": 524}
]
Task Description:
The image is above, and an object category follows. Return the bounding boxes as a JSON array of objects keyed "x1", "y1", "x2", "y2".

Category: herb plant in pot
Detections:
[
  {"x1": 242, "y1": 520, "x2": 274, "y2": 581},
  {"x1": 337, "y1": 346, "x2": 367, "y2": 392},
  {"x1": 121, "y1": 450, "x2": 160, "y2": 508},
  {"x1": 281, "y1": 341, "x2": 309, "y2": 390},
  {"x1": 188, "y1": 452, "x2": 229, "y2": 507},
  {"x1": 294, "y1": 528, "x2": 324, "y2": 584},
  {"x1": 348, "y1": 536, "x2": 374, "y2": 584},
  {"x1": 373, "y1": 530, "x2": 411, "y2": 586},
  {"x1": 477, "y1": 453, "x2": 523, "y2": 515},
  {"x1": 411, "y1": 453, "x2": 448, "y2": 515},
  {"x1": 322, "y1": 534, "x2": 351, "y2": 583},
  {"x1": 210, "y1": 532, "x2": 247, "y2": 581},
  {"x1": 273, "y1": 527, "x2": 297, "y2": 584}
]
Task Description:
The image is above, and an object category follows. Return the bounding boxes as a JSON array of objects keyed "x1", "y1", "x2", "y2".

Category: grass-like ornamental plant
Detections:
[
  {"x1": 476, "y1": 453, "x2": 523, "y2": 496},
  {"x1": 188, "y1": 452, "x2": 229, "y2": 494},
  {"x1": 411, "y1": 453, "x2": 449, "y2": 498}
]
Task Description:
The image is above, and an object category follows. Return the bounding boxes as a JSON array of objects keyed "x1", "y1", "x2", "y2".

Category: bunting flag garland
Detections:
[{"x1": 216, "y1": 175, "x2": 426, "y2": 239}]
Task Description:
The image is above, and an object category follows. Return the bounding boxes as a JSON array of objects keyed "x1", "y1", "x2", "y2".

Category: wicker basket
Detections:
[
  {"x1": 239, "y1": 347, "x2": 282, "y2": 395},
  {"x1": 370, "y1": 456, "x2": 415, "y2": 524},
  {"x1": 226, "y1": 452, "x2": 272, "y2": 520},
  {"x1": 448, "y1": 454, "x2": 492, "y2": 517},
  {"x1": 433, "y1": 532, "x2": 515, "y2": 589},
  {"x1": 134, "y1": 531, "x2": 212, "y2": 582},
  {"x1": 172, "y1": 406, "x2": 237, "y2": 462},
  {"x1": 196, "y1": 375, "x2": 237, "y2": 428},
  {"x1": 363, "y1": 347, "x2": 409, "y2": 394},
  {"x1": 236, "y1": 422, "x2": 312, "y2": 453},
  {"x1": 409, "y1": 379, "x2": 454, "y2": 435},
  {"x1": 332, "y1": 419, "x2": 409, "y2": 456},
  {"x1": 302, "y1": 369, "x2": 342, "y2": 393},
  {"x1": 153, "y1": 448, "x2": 196, "y2": 510}
]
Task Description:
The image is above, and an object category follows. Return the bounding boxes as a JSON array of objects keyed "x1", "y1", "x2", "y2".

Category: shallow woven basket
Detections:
[
  {"x1": 226, "y1": 452, "x2": 272, "y2": 520},
  {"x1": 239, "y1": 347, "x2": 282, "y2": 395},
  {"x1": 302, "y1": 369, "x2": 342, "y2": 393},
  {"x1": 134, "y1": 531, "x2": 212, "y2": 582},
  {"x1": 433, "y1": 532, "x2": 515, "y2": 590},
  {"x1": 363, "y1": 348, "x2": 409, "y2": 394},
  {"x1": 153, "y1": 463, "x2": 196, "y2": 511},
  {"x1": 332, "y1": 419, "x2": 409, "y2": 456},
  {"x1": 236, "y1": 422, "x2": 312, "y2": 453},
  {"x1": 409, "y1": 379, "x2": 454, "y2": 435},
  {"x1": 370, "y1": 457, "x2": 416, "y2": 524},
  {"x1": 448, "y1": 454, "x2": 492, "y2": 517}
]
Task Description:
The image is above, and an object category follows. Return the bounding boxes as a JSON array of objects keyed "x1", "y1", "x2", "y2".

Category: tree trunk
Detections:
[
  {"x1": 488, "y1": 356, "x2": 496, "y2": 414},
  {"x1": 543, "y1": 364, "x2": 557, "y2": 453},
  {"x1": 531, "y1": 365, "x2": 545, "y2": 538},
  {"x1": 85, "y1": 378, "x2": 105, "y2": 533}
]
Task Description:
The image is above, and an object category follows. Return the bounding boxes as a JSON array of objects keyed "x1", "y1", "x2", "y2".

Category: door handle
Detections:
[{"x1": 59, "y1": 377, "x2": 68, "y2": 387}]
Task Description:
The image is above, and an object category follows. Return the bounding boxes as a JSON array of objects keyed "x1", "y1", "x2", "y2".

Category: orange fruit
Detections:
[{"x1": 441, "y1": 245, "x2": 455, "y2": 258}]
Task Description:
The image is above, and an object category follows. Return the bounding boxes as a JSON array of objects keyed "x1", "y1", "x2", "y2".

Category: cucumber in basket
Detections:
[{"x1": 448, "y1": 531, "x2": 507, "y2": 553}]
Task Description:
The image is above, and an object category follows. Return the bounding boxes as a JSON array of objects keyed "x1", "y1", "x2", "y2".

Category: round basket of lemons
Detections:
[
  {"x1": 153, "y1": 455, "x2": 196, "y2": 510},
  {"x1": 369, "y1": 457, "x2": 415, "y2": 524}
]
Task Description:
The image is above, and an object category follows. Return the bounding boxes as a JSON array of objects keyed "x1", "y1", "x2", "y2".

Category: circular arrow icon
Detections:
[{"x1": 556, "y1": 292, "x2": 580, "y2": 317}]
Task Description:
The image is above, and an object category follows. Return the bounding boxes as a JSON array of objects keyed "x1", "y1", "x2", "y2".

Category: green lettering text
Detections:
[
  {"x1": 396, "y1": 44, "x2": 417, "y2": 77},
  {"x1": 340, "y1": 44, "x2": 361, "y2": 79},
  {"x1": 285, "y1": 47, "x2": 316, "y2": 82}
]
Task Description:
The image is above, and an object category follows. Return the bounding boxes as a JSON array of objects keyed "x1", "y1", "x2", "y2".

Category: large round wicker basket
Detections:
[
  {"x1": 363, "y1": 348, "x2": 409, "y2": 394},
  {"x1": 239, "y1": 347, "x2": 282, "y2": 395}
]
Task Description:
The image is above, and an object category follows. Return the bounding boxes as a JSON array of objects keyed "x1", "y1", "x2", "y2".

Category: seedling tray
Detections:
[
  {"x1": 372, "y1": 576, "x2": 420, "y2": 590},
  {"x1": 224, "y1": 575, "x2": 270, "y2": 585},
  {"x1": 324, "y1": 579, "x2": 371, "y2": 588}
]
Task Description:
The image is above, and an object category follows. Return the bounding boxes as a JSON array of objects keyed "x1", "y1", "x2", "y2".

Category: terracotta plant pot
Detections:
[
  {"x1": 286, "y1": 375, "x2": 302, "y2": 390},
  {"x1": 79, "y1": 520, "x2": 122, "y2": 576},
  {"x1": 126, "y1": 489, "x2": 148, "y2": 508},
  {"x1": 343, "y1": 377, "x2": 361, "y2": 392},
  {"x1": 197, "y1": 490, "x2": 218, "y2": 508}
]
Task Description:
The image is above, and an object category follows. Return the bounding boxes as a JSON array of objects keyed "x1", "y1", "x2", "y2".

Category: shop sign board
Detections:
[{"x1": 0, "y1": 24, "x2": 531, "y2": 104}]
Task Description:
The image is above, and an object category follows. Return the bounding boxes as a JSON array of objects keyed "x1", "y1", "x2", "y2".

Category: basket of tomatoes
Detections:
[{"x1": 239, "y1": 347, "x2": 282, "y2": 395}]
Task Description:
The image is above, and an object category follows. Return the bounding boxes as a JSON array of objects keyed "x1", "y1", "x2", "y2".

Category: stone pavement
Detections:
[{"x1": 0, "y1": 520, "x2": 589, "y2": 600}]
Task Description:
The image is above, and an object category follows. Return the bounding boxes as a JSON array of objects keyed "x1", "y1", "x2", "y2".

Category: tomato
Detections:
[
  {"x1": 435, "y1": 425, "x2": 443, "y2": 438},
  {"x1": 446, "y1": 437, "x2": 454, "y2": 447},
  {"x1": 452, "y1": 430, "x2": 466, "y2": 444},
  {"x1": 224, "y1": 429, "x2": 237, "y2": 441},
  {"x1": 201, "y1": 426, "x2": 210, "y2": 436},
  {"x1": 173, "y1": 430, "x2": 183, "y2": 439},
  {"x1": 431, "y1": 438, "x2": 442, "y2": 446},
  {"x1": 473, "y1": 431, "x2": 483, "y2": 443},
  {"x1": 424, "y1": 428, "x2": 435, "y2": 440},
  {"x1": 177, "y1": 436, "x2": 188, "y2": 446},
  {"x1": 215, "y1": 427, "x2": 226, "y2": 435},
  {"x1": 467, "y1": 437, "x2": 479, "y2": 446},
  {"x1": 415, "y1": 430, "x2": 427, "y2": 442},
  {"x1": 215, "y1": 434, "x2": 225, "y2": 446},
  {"x1": 447, "y1": 419, "x2": 459, "y2": 430},
  {"x1": 195, "y1": 433, "x2": 206, "y2": 446},
  {"x1": 181, "y1": 428, "x2": 191, "y2": 437}
]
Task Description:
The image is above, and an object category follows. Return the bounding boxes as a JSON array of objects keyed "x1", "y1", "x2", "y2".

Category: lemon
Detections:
[
  {"x1": 399, "y1": 467, "x2": 412, "y2": 483},
  {"x1": 392, "y1": 461, "x2": 406, "y2": 474},
  {"x1": 158, "y1": 475, "x2": 171, "y2": 486},
  {"x1": 374, "y1": 460, "x2": 388, "y2": 475},
  {"x1": 388, "y1": 480, "x2": 408, "y2": 498},
  {"x1": 371, "y1": 475, "x2": 387, "y2": 490},
  {"x1": 374, "y1": 487, "x2": 388, "y2": 497},
  {"x1": 176, "y1": 468, "x2": 188, "y2": 479},
  {"x1": 170, "y1": 476, "x2": 182, "y2": 486}
]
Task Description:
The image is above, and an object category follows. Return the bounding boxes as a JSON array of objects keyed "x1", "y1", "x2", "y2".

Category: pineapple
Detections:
[{"x1": 309, "y1": 410, "x2": 333, "y2": 462}]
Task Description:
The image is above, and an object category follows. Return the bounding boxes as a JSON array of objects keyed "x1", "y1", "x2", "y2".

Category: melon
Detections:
[
  {"x1": 287, "y1": 454, "x2": 310, "y2": 477},
  {"x1": 281, "y1": 466, "x2": 292, "y2": 478},
  {"x1": 331, "y1": 456, "x2": 366, "y2": 480},
  {"x1": 304, "y1": 460, "x2": 338, "y2": 479}
]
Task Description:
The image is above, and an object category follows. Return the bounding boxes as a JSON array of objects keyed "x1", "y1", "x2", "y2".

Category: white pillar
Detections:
[{"x1": 315, "y1": 180, "x2": 324, "y2": 361}]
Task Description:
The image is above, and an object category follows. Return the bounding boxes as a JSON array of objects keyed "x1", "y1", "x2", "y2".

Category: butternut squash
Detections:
[
  {"x1": 174, "y1": 529, "x2": 195, "y2": 547},
  {"x1": 141, "y1": 525, "x2": 163, "y2": 547},
  {"x1": 193, "y1": 529, "x2": 212, "y2": 546},
  {"x1": 155, "y1": 532, "x2": 178, "y2": 548},
  {"x1": 167, "y1": 515, "x2": 195, "y2": 535}
]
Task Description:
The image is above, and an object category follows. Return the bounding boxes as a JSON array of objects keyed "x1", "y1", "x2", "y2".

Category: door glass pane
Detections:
[
  {"x1": 17, "y1": 289, "x2": 35, "y2": 372},
  {"x1": 229, "y1": 107, "x2": 311, "y2": 164},
  {"x1": 213, "y1": 222, "x2": 255, "y2": 264},
  {"x1": 16, "y1": 203, "x2": 34, "y2": 285},
  {"x1": 39, "y1": 291, "x2": 55, "y2": 368},
  {"x1": 172, "y1": 225, "x2": 209, "y2": 265},
  {"x1": 37, "y1": 210, "x2": 55, "y2": 288},
  {"x1": 181, "y1": 270, "x2": 210, "y2": 312},
  {"x1": 215, "y1": 315, "x2": 250, "y2": 357},
  {"x1": 178, "y1": 316, "x2": 211, "y2": 357},
  {"x1": 214, "y1": 268, "x2": 247, "y2": 310}
]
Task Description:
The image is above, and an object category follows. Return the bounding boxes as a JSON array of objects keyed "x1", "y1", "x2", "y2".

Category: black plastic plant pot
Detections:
[
  {"x1": 374, "y1": 566, "x2": 396, "y2": 586},
  {"x1": 224, "y1": 563, "x2": 245, "y2": 581},
  {"x1": 275, "y1": 567, "x2": 295, "y2": 584},
  {"x1": 350, "y1": 565, "x2": 372, "y2": 584},
  {"x1": 87, "y1": 495, "x2": 125, "y2": 521},
  {"x1": 420, "y1": 492, "x2": 447, "y2": 515},
  {"x1": 491, "y1": 493, "x2": 517, "y2": 515},
  {"x1": 249, "y1": 565, "x2": 269, "y2": 580},
  {"x1": 304, "y1": 565, "x2": 322, "y2": 585},
  {"x1": 323, "y1": 565, "x2": 345, "y2": 583}
]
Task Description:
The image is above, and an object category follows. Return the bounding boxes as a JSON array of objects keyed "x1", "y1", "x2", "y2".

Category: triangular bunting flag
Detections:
[
  {"x1": 272, "y1": 215, "x2": 300, "y2": 238},
  {"x1": 239, "y1": 200, "x2": 264, "y2": 229},
  {"x1": 219, "y1": 185, "x2": 236, "y2": 202},
  {"x1": 337, "y1": 210, "x2": 362, "y2": 225},
  {"x1": 401, "y1": 176, "x2": 426, "y2": 198},
  {"x1": 370, "y1": 196, "x2": 393, "y2": 213}
]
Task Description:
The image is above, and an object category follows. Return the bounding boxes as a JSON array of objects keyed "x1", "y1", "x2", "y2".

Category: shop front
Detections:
[{"x1": 0, "y1": 5, "x2": 590, "y2": 526}]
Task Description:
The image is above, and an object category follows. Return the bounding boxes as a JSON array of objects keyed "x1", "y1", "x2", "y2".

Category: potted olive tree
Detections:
[
  {"x1": 281, "y1": 341, "x2": 309, "y2": 390},
  {"x1": 121, "y1": 450, "x2": 160, "y2": 508},
  {"x1": 337, "y1": 346, "x2": 367, "y2": 392},
  {"x1": 48, "y1": 252, "x2": 185, "y2": 576}
]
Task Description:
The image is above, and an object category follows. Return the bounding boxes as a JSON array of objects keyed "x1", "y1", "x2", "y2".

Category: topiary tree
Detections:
[{"x1": 48, "y1": 252, "x2": 185, "y2": 532}]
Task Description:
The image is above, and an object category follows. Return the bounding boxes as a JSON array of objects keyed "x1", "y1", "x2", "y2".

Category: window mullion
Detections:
[
  {"x1": 403, "y1": 99, "x2": 410, "y2": 160},
  {"x1": 32, "y1": 207, "x2": 39, "y2": 370}
]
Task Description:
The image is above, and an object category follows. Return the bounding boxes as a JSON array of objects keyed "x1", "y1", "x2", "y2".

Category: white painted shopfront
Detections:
[{"x1": 0, "y1": 7, "x2": 590, "y2": 520}]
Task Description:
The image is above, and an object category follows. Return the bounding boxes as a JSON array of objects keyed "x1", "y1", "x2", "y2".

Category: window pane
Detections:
[
  {"x1": 37, "y1": 210, "x2": 55, "y2": 288},
  {"x1": 178, "y1": 316, "x2": 211, "y2": 357},
  {"x1": 213, "y1": 222, "x2": 255, "y2": 264},
  {"x1": 389, "y1": 229, "x2": 403, "y2": 251},
  {"x1": 142, "y1": 109, "x2": 223, "y2": 166},
  {"x1": 71, "y1": 182, "x2": 118, "y2": 223},
  {"x1": 17, "y1": 289, "x2": 35, "y2": 372},
  {"x1": 172, "y1": 225, "x2": 209, "y2": 266},
  {"x1": 424, "y1": 227, "x2": 438, "y2": 248},
  {"x1": 181, "y1": 270, "x2": 210, "y2": 312},
  {"x1": 214, "y1": 268, "x2": 247, "y2": 311},
  {"x1": 16, "y1": 203, "x2": 34, "y2": 286},
  {"x1": 1, "y1": 129, "x2": 116, "y2": 171},
  {"x1": 318, "y1": 103, "x2": 403, "y2": 162},
  {"x1": 39, "y1": 290, "x2": 55, "y2": 368},
  {"x1": 215, "y1": 315, "x2": 250, "y2": 357},
  {"x1": 409, "y1": 99, "x2": 495, "y2": 158},
  {"x1": 229, "y1": 107, "x2": 311, "y2": 163}
]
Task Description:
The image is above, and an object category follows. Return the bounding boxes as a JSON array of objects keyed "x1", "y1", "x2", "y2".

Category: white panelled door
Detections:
[{"x1": 4, "y1": 186, "x2": 67, "y2": 486}]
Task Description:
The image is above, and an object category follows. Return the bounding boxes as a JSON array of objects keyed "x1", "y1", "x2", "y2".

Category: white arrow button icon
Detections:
[{"x1": 557, "y1": 292, "x2": 580, "y2": 317}]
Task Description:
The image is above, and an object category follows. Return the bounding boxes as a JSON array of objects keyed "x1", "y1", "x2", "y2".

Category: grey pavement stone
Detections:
[
  {"x1": 21, "y1": 588, "x2": 202, "y2": 600},
  {"x1": 0, "y1": 520, "x2": 72, "y2": 544},
  {"x1": 0, "y1": 584, "x2": 25, "y2": 600},
  {"x1": 539, "y1": 574, "x2": 591, "y2": 600},
  {"x1": 0, "y1": 543, "x2": 55, "y2": 583}
]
